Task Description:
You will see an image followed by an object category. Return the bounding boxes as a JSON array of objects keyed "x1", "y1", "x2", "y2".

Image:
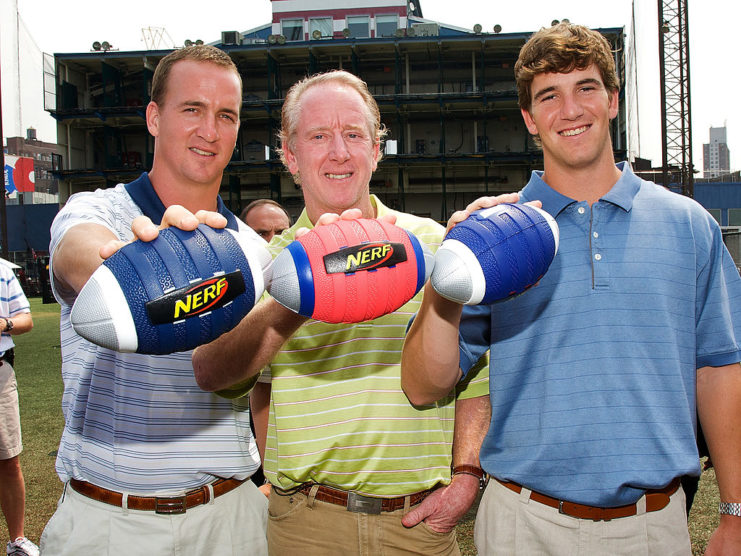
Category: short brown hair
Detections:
[
  {"x1": 150, "y1": 45, "x2": 241, "y2": 107},
  {"x1": 277, "y1": 70, "x2": 387, "y2": 183},
  {"x1": 515, "y1": 23, "x2": 619, "y2": 111}
]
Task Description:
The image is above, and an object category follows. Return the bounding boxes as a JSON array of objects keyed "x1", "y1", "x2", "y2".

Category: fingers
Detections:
[
  {"x1": 193, "y1": 209, "x2": 228, "y2": 229},
  {"x1": 99, "y1": 239, "x2": 128, "y2": 260},
  {"x1": 464, "y1": 192, "x2": 520, "y2": 214}
]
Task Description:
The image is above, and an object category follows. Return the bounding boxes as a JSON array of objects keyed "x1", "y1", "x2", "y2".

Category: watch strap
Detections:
[
  {"x1": 719, "y1": 502, "x2": 741, "y2": 517},
  {"x1": 452, "y1": 465, "x2": 488, "y2": 489}
]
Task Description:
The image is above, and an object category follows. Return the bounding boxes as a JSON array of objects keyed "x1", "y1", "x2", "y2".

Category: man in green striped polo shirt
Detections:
[{"x1": 193, "y1": 70, "x2": 491, "y2": 555}]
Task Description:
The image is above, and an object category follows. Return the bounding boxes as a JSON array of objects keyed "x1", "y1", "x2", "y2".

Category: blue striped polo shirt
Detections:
[
  {"x1": 49, "y1": 173, "x2": 266, "y2": 494},
  {"x1": 458, "y1": 162, "x2": 741, "y2": 507}
]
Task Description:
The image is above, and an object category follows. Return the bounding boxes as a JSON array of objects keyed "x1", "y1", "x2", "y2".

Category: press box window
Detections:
[
  {"x1": 282, "y1": 19, "x2": 303, "y2": 41},
  {"x1": 310, "y1": 17, "x2": 332, "y2": 39},
  {"x1": 376, "y1": 14, "x2": 398, "y2": 38},
  {"x1": 347, "y1": 16, "x2": 370, "y2": 38}
]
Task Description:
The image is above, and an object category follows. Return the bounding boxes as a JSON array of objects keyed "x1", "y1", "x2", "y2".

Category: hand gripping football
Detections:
[
  {"x1": 268, "y1": 218, "x2": 434, "y2": 323},
  {"x1": 70, "y1": 224, "x2": 272, "y2": 354},
  {"x1": 431, "y1": 203, "x2": 559, "y2": 305}
]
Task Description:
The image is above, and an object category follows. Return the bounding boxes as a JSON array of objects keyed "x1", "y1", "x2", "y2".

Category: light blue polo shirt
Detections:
[{"x1": 459, "y1": 162, "x2": 741, "y2": 507}]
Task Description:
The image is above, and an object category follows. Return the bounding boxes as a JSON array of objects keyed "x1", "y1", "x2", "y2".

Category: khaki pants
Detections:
[
  {"x1": 267, "y1": 488, "x2": 459, "y2": 556},
  {"x1": 474, "y1": 478, "x2": 691, "y2": 555},
  {"x1": 0, "y1": 361, "x2": 21, "y2": 460},
  {"x1": 41, "y1": 479, "x2": 268, "y2": 555}
]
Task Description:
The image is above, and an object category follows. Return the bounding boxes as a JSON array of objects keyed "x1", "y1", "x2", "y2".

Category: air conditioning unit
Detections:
[
  {"x1": 221, "y1": 31, "x2": 242, "y2": 45},
  {"x1": 411, "y1": 23, "x2": 439, "y2": 37}
]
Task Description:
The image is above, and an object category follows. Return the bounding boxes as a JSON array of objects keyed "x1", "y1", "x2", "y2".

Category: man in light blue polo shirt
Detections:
[{"x1": 401, "y1": 22, "x2": 741, "y2": 554}]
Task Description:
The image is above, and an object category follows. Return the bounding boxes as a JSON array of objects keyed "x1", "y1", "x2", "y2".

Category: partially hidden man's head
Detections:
[{"x1": 515, "y1": 22, "x2": 620, "y2": 112}]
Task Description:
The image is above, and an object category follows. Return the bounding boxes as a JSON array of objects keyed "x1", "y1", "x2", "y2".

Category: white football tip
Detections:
[
  {"x1": 431, "y1": 239, "x2": 486, "y2": 305},
  {"x1": 71, "y1": 265, "x2": 138, "y2": 352}
]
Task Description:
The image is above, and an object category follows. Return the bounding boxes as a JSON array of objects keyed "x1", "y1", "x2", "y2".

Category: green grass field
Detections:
[{"x1": 1, "y1": 298, "x2": 721, "y2": 553}]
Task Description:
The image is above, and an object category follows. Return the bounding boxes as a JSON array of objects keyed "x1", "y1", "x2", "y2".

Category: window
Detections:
[
  {"x1": 310, "y1": 17, "x2": 332, "y2": 39},
  {"x1": 729, "y1": 209, "x2": 741, "y2": 226},
  {"x1": 347, "y1": 16, "x2": 370, "y2": 38},
  {"x1": 708, "y1": 208, "x2": 722, "y2": 225},
  {"x1": 282, "y1": 19, "x2": 303, "y2": 41},
  {"x1": 376, "y1": 14, "x2": 398, "y2": 38}
]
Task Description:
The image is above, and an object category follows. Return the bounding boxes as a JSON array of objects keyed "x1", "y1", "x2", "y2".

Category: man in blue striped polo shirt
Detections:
[
  {"x1": 42, "y1": 46, "x2": 269, "y2": 555},
  {"x1": 402, "y1": 22, "x2": 741, "y2": 555}
]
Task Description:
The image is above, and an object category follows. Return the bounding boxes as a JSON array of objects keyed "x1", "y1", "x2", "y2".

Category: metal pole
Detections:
[{"x1": 0, "y1": 56, "x2": 10, "y2": 260}]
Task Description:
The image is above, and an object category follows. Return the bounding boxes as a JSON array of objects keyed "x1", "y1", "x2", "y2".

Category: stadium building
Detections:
[{"x1": 48, "y1": 0, "x2": 626, "y2": 222}]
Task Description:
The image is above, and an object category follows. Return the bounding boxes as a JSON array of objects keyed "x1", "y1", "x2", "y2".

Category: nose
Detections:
[
  {"x1": 198, "y1": 116, "x2": 219, "y2": 142},
  {"x1": 560, "y1": 93, "x2": 583, "y2": 120},
  {"x1": 329, "y1": 134, "x2": 350, "y2": 161}
]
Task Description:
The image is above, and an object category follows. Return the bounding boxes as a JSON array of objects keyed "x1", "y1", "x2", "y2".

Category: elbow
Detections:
[{"x1": 192, "y1": 347, "x2": 218, "y2": 392}]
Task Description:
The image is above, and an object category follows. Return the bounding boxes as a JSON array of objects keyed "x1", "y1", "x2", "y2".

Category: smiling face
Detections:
[
  {"x1": 521, "y1": 65, "x2": 618, "y2": 175},
  {"x1": 146, "y1": 59, "x2": 241, "y2": 198},
  {"x1": 282, "y1": 82, "x2": 380, "y2": 223}
]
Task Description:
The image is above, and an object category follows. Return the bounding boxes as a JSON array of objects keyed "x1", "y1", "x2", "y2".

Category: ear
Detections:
[
  {"x1": 283, "y1": 141, "x2": 299, "y2": 175},
  {"x1": 146, "y1": 101, "x2": 160, "y2": 137},
  {"x1": 608, "y1": 90, "x2": 619, "y2": 120},
  {"x1": 521, "y1": 108, "x2": 539, "y2": 136},
  {"x1": 371, "y1": 140, "x2": 380, "y2": 171}
]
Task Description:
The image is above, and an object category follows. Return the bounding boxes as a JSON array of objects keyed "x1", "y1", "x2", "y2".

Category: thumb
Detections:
[{"x1": 401, "y1": 504, "x2": 426, "y2": 528}]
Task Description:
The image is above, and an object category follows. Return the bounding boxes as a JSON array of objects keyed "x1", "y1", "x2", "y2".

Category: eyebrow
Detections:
[
  {"x1": 181, "y1": 100, "x2": 239, "y2": 117},
  {"x1": 532, "y1": 77, "x2": 603, "y2": 102}
]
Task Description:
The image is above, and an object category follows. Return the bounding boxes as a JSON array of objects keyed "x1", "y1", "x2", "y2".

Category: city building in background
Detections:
[
  {"x1": 703, "y1": 125, "x2": 731, "y2": 179},
  {"x1": 5, "y1": 127, "x2": 61, "y2": 204},
  {"x1": 46, "y1": 0, "x2": 626, "y2": 222}
]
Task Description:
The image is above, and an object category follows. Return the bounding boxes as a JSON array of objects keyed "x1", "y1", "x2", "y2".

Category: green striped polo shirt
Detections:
[{"x1": 261, "y1": 196, "x2": 489, "y2": 497}]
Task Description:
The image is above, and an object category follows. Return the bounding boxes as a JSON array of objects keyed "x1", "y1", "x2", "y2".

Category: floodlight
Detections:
[{"x1": 493, "y1": 24, "x2": 502, "y2": 34}]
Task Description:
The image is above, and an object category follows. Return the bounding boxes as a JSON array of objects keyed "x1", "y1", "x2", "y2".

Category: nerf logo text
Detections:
[
  {"x1": 324, "y1": 241, "x2": 408, "y2": 274},
  {"x1": 146, "y1": 270, "x2": 246, "y2": 325}
]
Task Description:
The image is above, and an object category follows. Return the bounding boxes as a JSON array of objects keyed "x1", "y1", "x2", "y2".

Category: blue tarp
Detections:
[{"x1": 0, "y1": 204, "x2": 59, "y2": 253}]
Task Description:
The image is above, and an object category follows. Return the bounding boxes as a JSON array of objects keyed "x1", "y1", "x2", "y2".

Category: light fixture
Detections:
[
  {"x1": 184, "y1": 39, "x2": 193, "y2": 47},
  {"x1": 195, "y1": 39, "x2": 203, "y2": 45},
  {"x1": 92, "y1": 41, "x2": 102, "y2": 51},
  {"x1": 493, "y1": 24, "x2": 502, "y2": 34},
  {"x1": 473, "y1": 23, "x2": 482, "y2": 34},
  {"x1": 312, "y1": 29, "x2": 322, "y2": 40},
  {"x1": 101, "y1": 41, "x2": 112, "y2": 51}
]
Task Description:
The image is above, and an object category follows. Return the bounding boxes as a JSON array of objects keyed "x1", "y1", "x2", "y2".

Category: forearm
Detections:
[
  {"x1": 193, "y1": 298, "x2": 306, "y2": 391},
  {"x1": 52, "y1": 223, "x2": 117, "y2": 295},
  {"x1": 3, "y1": 312, "x2": 32, "y2": 335},
  {"x1": 250, "y1": 381, "x2": 271, "y2": 462},
  {"x1": 697, "y1": 363, "x2": 741, "y2": 502},
  {"x1": 452, "y1": 394, "x2": 490, "y2": 468},
  {"x1": 401, "y1": 283, "x2": 464, "y2": 405}
]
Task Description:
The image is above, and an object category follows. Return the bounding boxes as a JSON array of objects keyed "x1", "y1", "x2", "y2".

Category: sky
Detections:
[{"x1": 4, "y1": 0, "x2": 739, "y2": 174}]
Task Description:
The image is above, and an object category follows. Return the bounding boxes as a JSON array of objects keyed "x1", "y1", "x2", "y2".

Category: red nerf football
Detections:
[{"x1": 268, "y1": 218, "x2": 434, "y2": 323}]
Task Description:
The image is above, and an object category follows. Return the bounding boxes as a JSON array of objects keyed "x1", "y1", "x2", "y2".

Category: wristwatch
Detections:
[
  {"x1": 452, "y1": 465, "x2": 489, "y2": 490},
  {"x1": 3, "y1": 318, "x2": 13, "y2": 332},
  {"x1": 719, "y1": 502, "x2": 741, "y2": 517}
]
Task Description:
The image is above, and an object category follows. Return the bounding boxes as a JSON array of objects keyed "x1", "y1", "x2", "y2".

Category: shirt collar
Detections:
[
  {"x1": 520, "y1": 161, "x2": 641, "y2": 217},
  {"x1": 124, "y1": 172, "x2": 239, "y2": 231},
  {"x1": 291, "y1": 194, "x2": 389, "y2": 231}
]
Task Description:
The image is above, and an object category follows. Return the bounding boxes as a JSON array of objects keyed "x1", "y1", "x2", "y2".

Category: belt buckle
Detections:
[
  {"x1": 155, "y1": 495, "x2": 187, "y2": 514},
  {"x1": 346, "y1": 492, "x2": 382, "y2": 514}
]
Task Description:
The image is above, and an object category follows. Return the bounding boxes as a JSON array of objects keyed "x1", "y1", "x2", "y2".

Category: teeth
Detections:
[
  {"x1": 560, "y1": 126, "x2": 588, "y2": 137},
  {"x1": 190, "y1": 147, "x2": 215, "y2": 156},
  {"x1": 326, "y1": 173, "x2": 352, "y2": 179}
]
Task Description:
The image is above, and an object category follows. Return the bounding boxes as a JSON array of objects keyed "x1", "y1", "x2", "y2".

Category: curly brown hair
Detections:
[{"x1": 515, "y1": 23, "x2": 619, "y2": 112}]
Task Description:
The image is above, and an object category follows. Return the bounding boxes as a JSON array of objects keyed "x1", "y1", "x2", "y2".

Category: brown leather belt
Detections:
[
  {"x1": 69, "y1": 477, "x2": 246, "y2": 514},
  {"x1": 287, "y1": 483, "x2": 436, "y2": 514},
  {"x1": 496, "y1": 477, "x2": 681, "y2": 521}
]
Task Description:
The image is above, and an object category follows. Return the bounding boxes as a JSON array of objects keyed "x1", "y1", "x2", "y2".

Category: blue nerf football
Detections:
[
  {"x1": 70, "y1": 224, "x2": 272, "y2": 354},
  {"x1": 431, "y1": 203, "x2": 559, "y2": 305}
]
